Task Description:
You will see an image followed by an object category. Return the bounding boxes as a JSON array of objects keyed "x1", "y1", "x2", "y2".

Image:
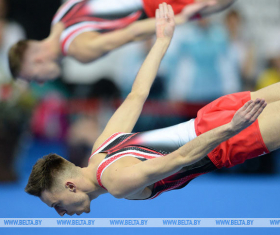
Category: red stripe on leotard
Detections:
[
  {"x1": 60, "y1": 11, "x2": 142, "y2": 55},
  {"x1": 149, "y1": 172, "x2": 204, "y2": 199},
  {"x1": 89, "y1": 132, "x2": 123, "y2": 161}
]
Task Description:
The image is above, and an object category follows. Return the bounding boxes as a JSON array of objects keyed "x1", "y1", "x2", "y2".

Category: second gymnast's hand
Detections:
[
  {"x1": 230, "y1": 98, "x2": 267, "y2": 133},
  {"x1": 156, "y1": 3, "x2": 175, "y2": 40}
]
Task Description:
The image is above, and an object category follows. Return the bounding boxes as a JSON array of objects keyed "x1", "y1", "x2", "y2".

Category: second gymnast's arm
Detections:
[{"x1": 69, "y1": 2, "x2": 213, "y2": 63}]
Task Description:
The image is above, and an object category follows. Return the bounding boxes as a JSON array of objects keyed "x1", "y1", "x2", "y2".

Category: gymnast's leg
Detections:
[
  {"x1": 257, "y1": 100, "x2": 280, "y2": 152},
  {"x1": 251, "y1": 82, "x2": 280, "y2": 104},
  {"x1": 136, "y1": 119, "x2": 197, "y2": 152}
]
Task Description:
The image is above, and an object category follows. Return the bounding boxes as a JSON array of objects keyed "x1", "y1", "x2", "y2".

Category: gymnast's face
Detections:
[
  {"x1": 40, "y1": 182, "x2": 91, "y2": 216},
  {"x1": 19, "y1": 46, "x2": 61, "y2": 83}
]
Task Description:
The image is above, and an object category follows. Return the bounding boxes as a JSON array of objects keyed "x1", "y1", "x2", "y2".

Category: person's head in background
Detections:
[
  {"x1": 265, "y1": 31, "x2": 280, "y2": 72},
  {"x1": 0, "y1": 0, "x2": 7, "y2": 53},
  {"x1": 225, "y1": 9, "x2": 243, "y2": 40},
  {"x1": 0, "y1": 0, "x2": 7, "y2": 19},
  {"x1": 267, "y1": 53, "x2": 280, "y2": 73}
]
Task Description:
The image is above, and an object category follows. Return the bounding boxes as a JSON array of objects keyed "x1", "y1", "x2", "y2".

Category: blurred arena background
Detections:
[{"x1": 1, "y1": 0, "x2": 280, "y2": 234}]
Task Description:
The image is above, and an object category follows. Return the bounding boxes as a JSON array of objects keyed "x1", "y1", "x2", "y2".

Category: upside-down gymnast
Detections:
[
  {"x1": 8, "y1": 0, "x2": 236, "y2": 83},
  {"x1": 25, "y1": 4, "x2": 275, "y2": 217}
]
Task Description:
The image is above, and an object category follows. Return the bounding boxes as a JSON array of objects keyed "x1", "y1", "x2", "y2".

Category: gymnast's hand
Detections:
[
  {"x1": 156, "y1": 3, "x2": 175, "y2": 40},
  {"x1": 230, "y1": 98, "x2": 267, "y2": 133}
]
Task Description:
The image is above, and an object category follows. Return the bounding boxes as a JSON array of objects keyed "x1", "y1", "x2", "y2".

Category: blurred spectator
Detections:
[
  {"x1": 67, "y1": 114, "x2": 101, "y2": 167},
  {"x1": 255, "y1": 32, "x2": 280, "y2": 90},
  {"x1": 90, "y1": 78, "x2": 121, "y2": 100},
  {"x1": 0, "y1": 82, "x2": 36, "y2": 182},
  {"x1": 161, "y1": 18, "x2": 234, "y2": 102},
  {"x1": 30, "y1": 92, "x2": 68, "y2": 141},
  {"x1": 0, "y1": 0, "x2": 27, "y2": 182},
  {"x1": 115, "y1": 39, "x2": 166, "y2": 99},
  {"x1": 224, "y1": 9, "x2": 256, "y2": 91},
  {"x1": 0, "y1": 0, "x2": 25, "y2": 81}
]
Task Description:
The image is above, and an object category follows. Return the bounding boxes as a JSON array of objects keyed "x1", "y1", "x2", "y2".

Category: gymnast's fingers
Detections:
[{"x1": 251, "y1": 101, "x2": 267, "y2": 121}]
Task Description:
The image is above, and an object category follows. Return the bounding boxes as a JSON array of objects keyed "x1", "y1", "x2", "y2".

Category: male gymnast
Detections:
[
  {"x1": 8, "y1": 0, "x2": 236, "y2": 83},
  {"x1": 26, "y1": 4, "x2": 273, "y2": 217}
]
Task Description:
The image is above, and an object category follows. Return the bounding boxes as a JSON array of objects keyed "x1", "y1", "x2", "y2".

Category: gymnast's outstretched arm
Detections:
[
  {"x1": 70, "y1": 1, "x2": 216, "y2": 63},
  {"x1": 107, "y1": 99, "x2": 267, "y2": 198},
  {"x1": 92, "y1": 3, "x2": 176, "y2": 151}
]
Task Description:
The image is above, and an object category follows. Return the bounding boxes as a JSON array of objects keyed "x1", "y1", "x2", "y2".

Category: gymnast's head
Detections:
[
  {"x1": 25, "y1": 153, "x2": 92, "y2": 216},
  {"x1": 8, "y1": 40, "x2": 61, "y2": 83}
]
